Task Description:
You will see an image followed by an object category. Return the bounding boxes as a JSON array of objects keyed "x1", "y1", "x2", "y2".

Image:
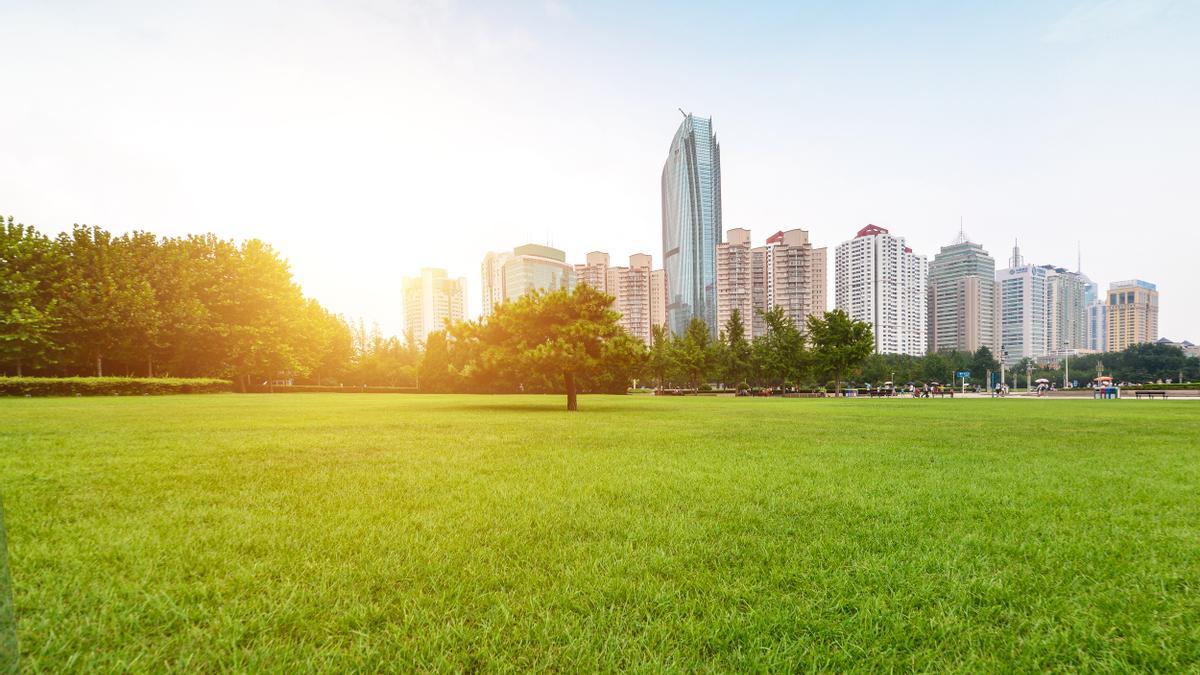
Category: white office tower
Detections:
[
  {"x1": 403, "y1": 268, "x2": 467, "y2": 343},
  {"x1": 834, "y1": 224, "x2": 928, "y2": 356},
  {"x1": 997, "y1": 242, "x2": 1047, "y2": 364}
]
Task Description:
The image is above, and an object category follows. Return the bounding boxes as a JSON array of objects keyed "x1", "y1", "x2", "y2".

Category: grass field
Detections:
[{"x1": 2, "y1": 394, "x2": 1198, "y2": 671}]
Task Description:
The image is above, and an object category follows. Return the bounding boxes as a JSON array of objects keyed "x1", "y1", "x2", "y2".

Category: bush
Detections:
[
  {"x1": 243, "y1": 384, "x2": 418, "y2": 394},
  {"x1": 0, "y1": 377, "x2": 232, "y2": 397}
]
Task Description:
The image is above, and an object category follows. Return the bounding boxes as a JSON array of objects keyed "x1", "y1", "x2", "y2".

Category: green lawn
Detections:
[{"x1": 2, "y1": 394, "x2": 1198, "y2": 671}]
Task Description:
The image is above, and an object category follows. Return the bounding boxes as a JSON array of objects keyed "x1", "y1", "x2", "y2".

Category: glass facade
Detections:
[{"x1": 662, "y1": 113, "x2": 722, "y2": 336}]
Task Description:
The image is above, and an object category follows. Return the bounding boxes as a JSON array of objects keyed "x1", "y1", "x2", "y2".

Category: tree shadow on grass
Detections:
[{"x1": 431, "y1": 396, "x2": 654, "y2": 415}]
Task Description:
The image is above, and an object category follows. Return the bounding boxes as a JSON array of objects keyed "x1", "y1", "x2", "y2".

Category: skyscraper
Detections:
[
  {"x1": 1043, "y1": 265, "x2": 1089, "y2": 354},
  {"x1": 1087, "y1": 300, "x2": 1107, "y2": 352},
  {"x1": 570, "y1": 251, "x2": 658, "y2": 345},
  {"x1": 650, "y1": 269, "x2": 668, "y2": 332},
  {"x1": 996, "y1": 243, "x2": 1047, "y2": 364},
  {"x1": 574, "y1": 252, "x2": 611, "y2": 292},
  {"x1": 480, "y1": 251, "x2": 510, "y2": 316},
  {"x1": 402, "y1": 268, "x2": 467, "y2": 343},
  {"x1": 1106, "y1": 279, "x2": 1159, "y2": 351},
  {"x1": 834, "y1": 224, "x2": 928, "y2": 356},
  {"x1": 715, "y1": 228, "x2": 825, "y2": 340},
  {"x1": 927, "y1": 233, "x2": 998, "y2": 355},
  {"x1": 479, "y1": 244, "x2": 575, "y2": 314},
  {"x1": 715, "y1": 228, "x2": 753, "y2": 340},
  {"x1": 662, "y1": 112, "x2": 722, "y2": 336},
  {"x1": 756, "y1": 229, "x2": 826, "y2": 331}
]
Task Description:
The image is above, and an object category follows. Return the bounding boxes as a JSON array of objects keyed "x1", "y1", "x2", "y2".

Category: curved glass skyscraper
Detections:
[{"x1": 662, "y1": 113, "x2": 722, "y2": 336}]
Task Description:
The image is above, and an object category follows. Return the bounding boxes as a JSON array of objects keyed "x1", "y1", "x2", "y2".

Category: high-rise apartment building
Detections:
[
  {"x1": 480, "y1": 251, "x2": 510, "y2": 316},
  {"x1": 759, "y1": 229, "x2": 827, "y2": 329},
  {"x1": 568, "y1": 251, "x2": 660, "y2": 345},
  {"x1": 996, "y1": 244, "x2": 1047, "y2": 364},
  {"x1": 574, "y1": 252, "x2": 611, "y2": 292},
  {"x1": 479, "y1": 244, "x2": 575, "y2": 314},
  {"x1": 927, "y1": 234, "x2": 998, "y2": 355},
  {"x1": 611, "y1": 254, "x2": 654, "y2": 344},
  {"x1": 1106, "y1": 279, "x2": 1159, "y2": 351},
  {"x1": 402, "y1": 268, "x2": 467, "y2": 343},
  {"x1": 650, "y1": 269, "x2": 668, "y2": 332},
  {"x1": 714, "y1": 228, "x2": 826, "y2": 340},
  {"x1": 715, "y1": 228, "x2": 753, "y2": 340},
  {"x1": 662, "y1": 112, "x2": 722, "y2": 336},
  {"x1": 834, "y1": 224, "x2": 927, "y2": 356}
]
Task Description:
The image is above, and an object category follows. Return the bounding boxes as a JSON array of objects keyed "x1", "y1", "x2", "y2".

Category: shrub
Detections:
[
  {"x1": 243, "y1": 384, "x2": 418, "y2": 394},
  {"x1": 0, "y1": 377, "x2": 232, "y2": 397}
]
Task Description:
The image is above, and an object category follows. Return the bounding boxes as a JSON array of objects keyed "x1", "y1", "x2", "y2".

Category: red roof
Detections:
[
  {"x1": 765, "y1": 230, "x2": 786, "y2": 245},
  {"x1": 856, "y1": 224, "x2": 889, "y2": 238}
]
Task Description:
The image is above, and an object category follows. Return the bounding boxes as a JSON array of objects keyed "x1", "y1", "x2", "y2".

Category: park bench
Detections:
[{"x1": 1135, "y1": 390, "x2": 1168, "y2": 399}]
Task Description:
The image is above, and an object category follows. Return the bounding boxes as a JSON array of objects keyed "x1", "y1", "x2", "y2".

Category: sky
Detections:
[{"x1": 2, "y1": 0, "x2": 1198, "y2": 339}]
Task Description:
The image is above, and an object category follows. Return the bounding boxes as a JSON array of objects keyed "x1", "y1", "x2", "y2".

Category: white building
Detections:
[
  {"x1": 480, "y1": 244, "x2": 575, "y2": 316},
  {"x1": 834, "y1": 224, "x2": 927, "y2": 356},
  {"x1": 402, "y1": 268, "x2": 467, "y2": 343},
  {"x1": 997, "y1": 243, "x2": 1047, "y2": 364}
]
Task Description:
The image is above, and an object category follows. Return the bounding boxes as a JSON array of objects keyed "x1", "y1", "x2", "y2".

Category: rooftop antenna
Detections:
[
  {"x1": 1077, "y1": 241, "x2": 1082, "y2": 273},
  {"x1": 678, "y1": 107, "x2": 688, "y2": 118}
]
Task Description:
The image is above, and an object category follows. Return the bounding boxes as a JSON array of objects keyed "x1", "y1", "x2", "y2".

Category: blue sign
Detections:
[{"x1": 955, "y1": 371, "x2": 971, "y2": 379}]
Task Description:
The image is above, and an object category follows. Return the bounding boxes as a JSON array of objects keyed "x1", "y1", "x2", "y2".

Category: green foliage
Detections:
[
  {"x1": 437, "y1": 285, "x2": 644, "y2": 408},
  {"x1": 4, "y1": 395, "x2": 1199, "y2": 670},
  {"x1": 806, "y1": 309, "x2": 873, "y2": 394},
  {"x1": 0, "y1": 217, "x2": 352, "y2": 386},
  {"x1": 722, "y1": 309, "x2": 752, "y2": 386},
  {"x1": 0, "y1": 376, "x2": 231, "y2": 396},
  {"x1": 674, "y1": 318, "x2": 719, "y2": 388},
  {"x1": 752, "y1": 307, "x2": 807, "y2": 387}
]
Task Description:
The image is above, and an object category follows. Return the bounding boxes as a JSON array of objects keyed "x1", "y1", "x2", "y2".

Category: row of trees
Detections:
[
  {"x1": 0, "y1": 217, "x2": 408, "y2": 389},
  {"x1": 644, "y1": 308, "x2": 874, "y2": 394}
]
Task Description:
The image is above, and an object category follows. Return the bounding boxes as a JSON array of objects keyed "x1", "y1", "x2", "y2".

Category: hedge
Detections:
[
  {"x1": 1118, "y1": 383, "x2": 1200, "y2": 391},
  {"x1": 244, "y1": 384, "x2": 418, "y2": 394},
  {"x1": 0, "y1": 377, "x2": 233, "y2": 397}
]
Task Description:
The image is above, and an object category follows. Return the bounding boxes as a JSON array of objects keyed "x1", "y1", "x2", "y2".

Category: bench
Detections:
[{"x1": 1135, "y1": 390, "x2": 1168, "y2": 399}]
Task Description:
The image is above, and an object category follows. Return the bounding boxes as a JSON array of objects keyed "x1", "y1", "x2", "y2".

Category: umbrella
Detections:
[
  {"x1": 929, "y1": 381, "x2": 941, "y2": 386},
  {"x1": 1096, "y1": 376, "x2": 1113, "y2": 382},
  {"x1": 1035, "y1": 378, "x2": 1050, "y2": 384},
  {"x1": 883, "y1": 381, "x2": 893, "y2": 385}
]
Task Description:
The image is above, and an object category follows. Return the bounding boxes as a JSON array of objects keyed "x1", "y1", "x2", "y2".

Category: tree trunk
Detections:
[
  {"x1": 147, "y1": 355, "x2": 154, "y2": 378},
  {"x1": 238, "y1": 375, "x2": 248, "y2": 393},
  {"x1": 835, "y1": 369, "x2": 843, "y2": 395},
  {"x1": 96, "y1": 354, "x2": 103, "y2": 377},
  {"x1": 15, "y1": 358, "x2": 22, "y2": 377},
  {"x1": 564, "y1": 371, "x2": 577, "y2": 411}
]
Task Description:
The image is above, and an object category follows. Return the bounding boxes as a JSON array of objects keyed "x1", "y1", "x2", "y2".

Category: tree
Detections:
[
  {"x1": 971, "y1": 346, "x2": 1000, "y2": 382},
  {"x1": 417, "y1": 330, "x2": 457, "y2": 392},
  {"x1": 0, "y1": 297, "x2": 59, "y2": 376},
  {"x1": 806, "y1": 309, "x2": 873, "y2": 394},
  {"x1": 449, "y1": 284, "x2": 629, "y2": 410},
  {"x1": 753, "y1": 307, "x2": 806, "y2": 387},
  {"x1": 647, "y1": 324, "x2": 674, "y2": 390},
  {"x1": 722, "y1": 309, "x2": 752, "y2": 388},
  {"x1": 674, "y1": 318, "x2": 717, "y2": 389}
]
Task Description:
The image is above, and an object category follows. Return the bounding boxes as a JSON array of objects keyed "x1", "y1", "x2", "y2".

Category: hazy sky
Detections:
[{"x1": 3, "y1": 0, "x2": 1198, "y2": 339}]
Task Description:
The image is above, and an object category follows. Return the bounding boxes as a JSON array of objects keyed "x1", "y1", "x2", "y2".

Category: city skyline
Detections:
[{"x1": 3, "y1": 1, "x2": 1197, "y2": 340}]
